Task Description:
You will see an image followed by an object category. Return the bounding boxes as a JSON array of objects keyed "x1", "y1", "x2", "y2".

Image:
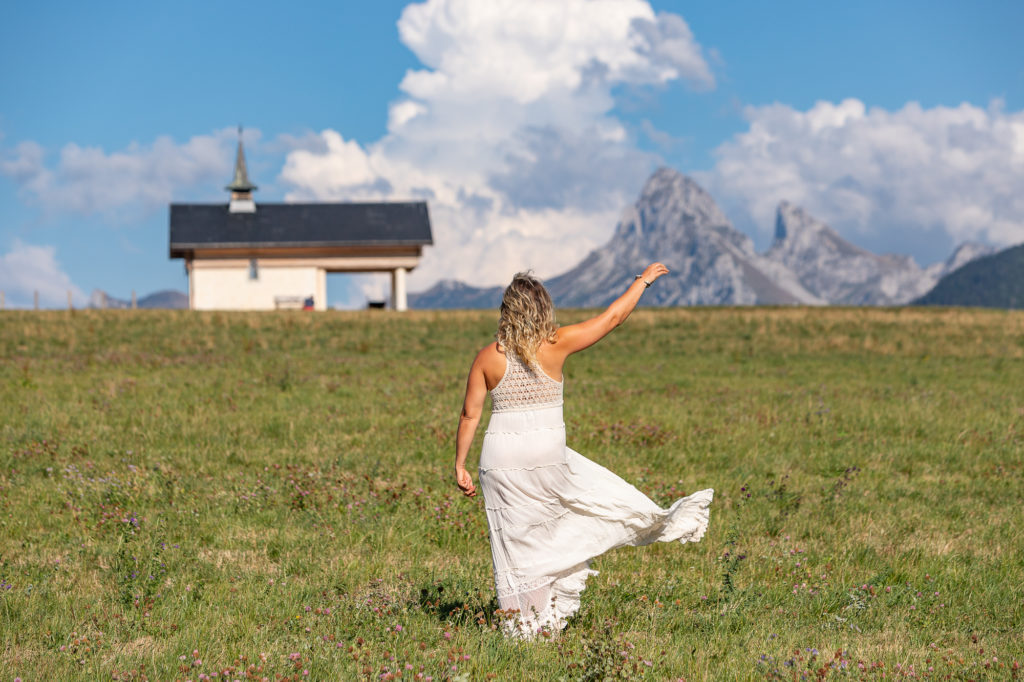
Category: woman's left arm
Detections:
[{"x1": 455, "y1": 351, "x2": 488, "y2": 497}]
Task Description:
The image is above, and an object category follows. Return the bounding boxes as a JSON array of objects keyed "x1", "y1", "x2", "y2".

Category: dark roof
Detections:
[{"x1": 169, "y1": 202, "x2": 433, "y2": 257}]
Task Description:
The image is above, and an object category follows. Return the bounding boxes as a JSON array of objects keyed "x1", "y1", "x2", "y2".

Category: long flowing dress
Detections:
[{"x1": 478, "y1": 351, "x2": 714, "y2": 638}]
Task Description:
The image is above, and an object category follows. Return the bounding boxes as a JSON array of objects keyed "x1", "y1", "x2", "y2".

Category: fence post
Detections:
[
  {"x1": 34, "y1": 290, "x2": 39, "y2": 310},
  {"x1": 68, "y1": 290, "x2": 73, "y2": 310},
  {"x1": 132, "y1": 290, "x2": 137, "y2": 309}
]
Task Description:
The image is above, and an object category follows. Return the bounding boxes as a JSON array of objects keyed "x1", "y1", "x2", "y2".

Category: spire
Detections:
[
  {"x1": 227, "y1": 126, "x2": 257, "y2": 213},
  {"x1": 226, "y1": 126, "x2": 257, "y2": 193}
]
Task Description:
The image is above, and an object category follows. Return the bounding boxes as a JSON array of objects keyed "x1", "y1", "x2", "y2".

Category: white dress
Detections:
[{"x1": 478, "y1": 351, "x2": 714, "y2": 638}]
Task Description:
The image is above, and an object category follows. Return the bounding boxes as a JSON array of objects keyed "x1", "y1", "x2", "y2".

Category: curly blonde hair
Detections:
[{"x1": 496, "y1": 271, "x2": 558, "y2": 367}]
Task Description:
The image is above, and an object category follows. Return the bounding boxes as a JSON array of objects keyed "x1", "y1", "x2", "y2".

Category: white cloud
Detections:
[
  {"x1": 1, "y1": 128, "x2": 243, "y2": 217},
  {"x1": 280, "y1": 0, "x2": 715, "y2": 289},
  {"x1": 0, "y1": 239, "x2": 86, "y2": 308},
  {"x1": 396, "y1": 0, "x2": 712, "y2": 105},
  {"x1": 700, "y1": 98, "x2": 1024, "y2": 258},
  {"x1": 280, "y1": 130, "x2": 389, "y2": 199}
]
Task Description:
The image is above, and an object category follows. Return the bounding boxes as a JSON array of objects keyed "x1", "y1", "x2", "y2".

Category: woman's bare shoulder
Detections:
[
  {"x1": 474, "y1": 342, "x2": 507, "y2": 389},
  {"x1": 476, "y1": 341, "x2": 501, "y2": 359},
  {"x1": 472, "y1": 342, "x2": 505, "y2": 371}
]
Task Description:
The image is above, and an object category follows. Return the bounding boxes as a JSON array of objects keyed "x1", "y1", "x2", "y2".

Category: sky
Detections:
[{"x1": 1, "y1": 0, "x2": 1022, "y2": 308}]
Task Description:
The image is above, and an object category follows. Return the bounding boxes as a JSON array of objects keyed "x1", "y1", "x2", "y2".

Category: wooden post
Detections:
[
  {"x1": 131, "y1": 290, "x2": 137, "y2": 309},
  {"x1": 68, "y1": 290, "x2": 73, "y2": 310},
  {"x1": 34, "y1": 290, "x2": 39, "y2": 310}
]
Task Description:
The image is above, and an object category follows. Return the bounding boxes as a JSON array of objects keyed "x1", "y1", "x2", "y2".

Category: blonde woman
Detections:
[{"x1": 455, "y1": 263, "x2": 713, "y2": 638}]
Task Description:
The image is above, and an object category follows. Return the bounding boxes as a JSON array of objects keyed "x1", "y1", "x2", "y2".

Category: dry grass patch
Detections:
[{"x1": 198, "y1": 548, "x2": 280, "y2": 573}]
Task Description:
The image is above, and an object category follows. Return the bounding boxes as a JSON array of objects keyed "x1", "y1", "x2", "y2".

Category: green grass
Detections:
[{"x1": 1, "y1": 306, "x2": 1022, "y2": 680}]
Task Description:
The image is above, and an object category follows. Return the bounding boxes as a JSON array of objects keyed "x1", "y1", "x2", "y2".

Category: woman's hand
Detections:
[
  {"x1": 640, "y1": 262, "x2": 669, "y2": 284},
  {"x1": 455, "y1": 466, "x2": 477, "y2": 497}
]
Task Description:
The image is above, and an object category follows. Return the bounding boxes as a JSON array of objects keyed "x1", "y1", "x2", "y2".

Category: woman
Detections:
[{"x1": 455, "y1": 263, "x2": 713, "y2": 638}]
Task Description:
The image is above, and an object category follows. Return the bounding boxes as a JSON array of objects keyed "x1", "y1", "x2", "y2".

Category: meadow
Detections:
[{"x1": 1, "y1": 306, "x2": 1022, "y2": 681}]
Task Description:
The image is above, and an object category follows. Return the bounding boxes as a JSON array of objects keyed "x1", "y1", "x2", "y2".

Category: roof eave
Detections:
[
  {"x1": 169, "y1": 240, "x2": 432, "y2": 258},
  {"x1": 170, "y1": 240, "x2": 432, "y2": 248}
]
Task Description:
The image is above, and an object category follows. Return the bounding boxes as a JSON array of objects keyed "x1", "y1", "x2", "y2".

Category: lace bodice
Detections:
[{"x1": 490, "y1": 351, "x2": 563, "y2": 413}]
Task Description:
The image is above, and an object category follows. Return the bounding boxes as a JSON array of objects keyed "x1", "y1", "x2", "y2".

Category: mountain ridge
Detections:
[
  {"x1": 89, "y1": 289, "x2": 188, "y2": 309},
  {"x1": 914, "y1": 244, "x2": 1024, "y2": 308},
  {"x1": 412, "y1": 167, "x2": 994, "y2": 310}
]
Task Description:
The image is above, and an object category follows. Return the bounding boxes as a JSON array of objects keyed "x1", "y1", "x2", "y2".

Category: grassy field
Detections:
[{"x1": 1, "y1": 306, "x2": 1022, "y2": 681}]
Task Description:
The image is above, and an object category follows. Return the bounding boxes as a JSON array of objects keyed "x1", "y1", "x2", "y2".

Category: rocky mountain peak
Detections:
[
  {"x1": 540, "y1": 170, "x2": 818, "y2": 307},
  {"x1": 631, "y1": 167, "x2": 732, "y2": 235},
  {"x1": 771, "y1": 200, "x2": 865, "y2": 257},
  {"x1": 774, "y1": 200, "x2": 827, "y2": 243},
  {"x1": 767, "y1": 201, "x2": 933, "y2": 304}
]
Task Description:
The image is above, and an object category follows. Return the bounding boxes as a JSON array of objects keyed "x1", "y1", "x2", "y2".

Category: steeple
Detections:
[{"x1": 227, "y1": 126, "x2": 257, "y2": 213}]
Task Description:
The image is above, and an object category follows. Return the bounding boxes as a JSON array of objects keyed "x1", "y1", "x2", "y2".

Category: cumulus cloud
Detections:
[
  {"x1": 0, "y1": 240, "x2": 86, "y2": 308},
  {"x1": 0, "y1": 128, "x2": 243, "y2": 217},
  {"x1": 280, "y1": 0, "x2": 715, "y2": 289},
  {"x1": 280, "y1": 130, "x2": 391, "y2": 200},
  {"x1": 700, "y1": 98, "x2": 1024, "y2": 260}
]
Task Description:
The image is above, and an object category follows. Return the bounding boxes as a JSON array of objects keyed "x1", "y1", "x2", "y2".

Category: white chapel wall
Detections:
[{"x1": 192, "y1": 264, "x2": 327, "y2": 311}]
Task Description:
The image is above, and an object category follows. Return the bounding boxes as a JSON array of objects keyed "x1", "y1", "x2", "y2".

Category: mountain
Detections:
[
  {"x1": 914, "y1": 244, "x2": 1024, "y2": 308},
  {"x1": 409, "y1": 167, "x2": 994, "y2": 309},
  {"x1": 543, "y1": 168, "x2": 821, "y2": 306},
  {"x1": 89, "y1": 289, "x2": 188, "y2": 309},
  {"x1": 764, "y1": 201, "x2": 992, "y2": 305},
  {"x1": 138, "y1": 290, "x2": 189, "y2": 309},
  {"x1": 413, "y1": 168, "x2": 821, "y2": 309},
  {"x1": 923, "y1": 242, "x2": 997, "y2": 281},
  {"x1": 408, "y1": 280, "x2": 503, "y2": 310}
]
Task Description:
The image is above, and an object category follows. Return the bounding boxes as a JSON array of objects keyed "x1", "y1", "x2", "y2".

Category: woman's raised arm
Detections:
[{"x1": 554, "y1": 262, "x2": 669, "y2": 356}]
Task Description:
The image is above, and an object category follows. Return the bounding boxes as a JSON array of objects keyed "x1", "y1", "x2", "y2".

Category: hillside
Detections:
[{"x1": 915, "y1": 243, "x2": 1024, "y2": 308}]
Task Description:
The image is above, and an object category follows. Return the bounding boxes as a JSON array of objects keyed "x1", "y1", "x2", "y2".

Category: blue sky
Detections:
[{"x1": 1, "y1": 0, "x2": 1022, "y2": 307}]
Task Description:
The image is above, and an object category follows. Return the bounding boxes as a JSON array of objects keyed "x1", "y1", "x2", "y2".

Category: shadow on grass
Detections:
[{"x1": 419, "y1": 580, "x2": 499, "y2": 626}]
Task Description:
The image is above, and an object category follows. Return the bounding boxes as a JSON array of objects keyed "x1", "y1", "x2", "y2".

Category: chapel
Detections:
[{"x1": 169, "y1": 130, "x2": 432, "y2": 311}]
